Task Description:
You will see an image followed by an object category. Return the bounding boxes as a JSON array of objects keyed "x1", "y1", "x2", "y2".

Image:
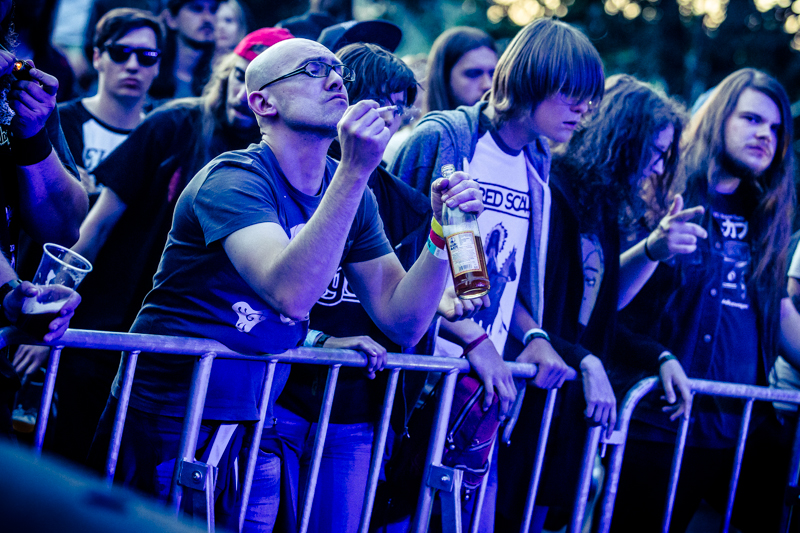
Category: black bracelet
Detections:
[
  {"x1": 659, "y1": 353, "x2": 677, "y2": 366},
  {"x1": 314, "y1": 334, "x2": 331, "y2": 348},
  {"x1": 644, "y1": 235, "x2": 657, "y2": 262},
  {"x1": 12, "y1": 128, "x2": 52, "y2": 167}
]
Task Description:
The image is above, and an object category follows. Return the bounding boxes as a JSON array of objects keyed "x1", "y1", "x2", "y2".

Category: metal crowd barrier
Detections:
[
  {"x1": 4, "y1": 327, "x2": 602, "y2": 533},
  {"x1": 595, "y1": 376, "x2": 800, "y2": 533}
]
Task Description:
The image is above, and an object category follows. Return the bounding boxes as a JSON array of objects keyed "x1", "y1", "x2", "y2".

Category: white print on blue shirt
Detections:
[{"x1": 231, "y1": 220, "x2": 312, "y2": 333}]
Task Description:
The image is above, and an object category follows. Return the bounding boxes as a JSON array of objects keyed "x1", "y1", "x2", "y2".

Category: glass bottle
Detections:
[{"x1": 440, "y1": 164, "x2": 490, "y2": 299}]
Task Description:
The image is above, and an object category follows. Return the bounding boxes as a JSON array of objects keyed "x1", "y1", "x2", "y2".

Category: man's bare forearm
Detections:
[
  {"x1": 18, "y1": 150, "x2": 88, "y2": 245},
  {"x1": 245, "y1": 165, "x2": 371, "y2": 320},
  {"x1": 376, "y1": 250, "x2": 450, "y2": 345}
]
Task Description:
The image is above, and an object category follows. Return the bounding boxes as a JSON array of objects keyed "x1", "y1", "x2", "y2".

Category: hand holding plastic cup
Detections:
[{"x1": 17, "y1": 243, "x2": 92, "y2": 338}]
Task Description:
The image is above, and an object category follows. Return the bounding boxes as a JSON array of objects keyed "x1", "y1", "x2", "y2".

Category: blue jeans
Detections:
[
  {"x1": 273, "y1": 404, "x2": 374, "y2": 533},
  {"x1": 90, "y1": 396, "x2": 280, "y2": 532}
]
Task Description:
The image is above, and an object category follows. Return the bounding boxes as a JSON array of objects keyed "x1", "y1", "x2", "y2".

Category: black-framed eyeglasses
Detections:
[
  {"x1": 649, "y1": 143, "x2": 671, "y2": 166},
  {"x1": 101, "y1": 43, "x2": 161, "y2": 67},
  {"x1": 258, "y1": 60, "x2": 355, "y2": 91}
]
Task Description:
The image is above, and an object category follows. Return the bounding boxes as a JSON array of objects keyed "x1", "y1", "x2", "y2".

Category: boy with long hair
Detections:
[
  {"x1": 498, "y1": 74, "x2": 698, "y2": 532},
  {"x1": 611, "y1": 68, "x2": 795, "y2": 532},
  {"x1": 392, "y1": 17, "x2": 607, "y2": 530}
]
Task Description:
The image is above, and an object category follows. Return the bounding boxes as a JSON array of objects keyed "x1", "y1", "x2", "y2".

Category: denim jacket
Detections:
[{"x1": 618, "y1": 181, "x2": 779, "y2": 443}]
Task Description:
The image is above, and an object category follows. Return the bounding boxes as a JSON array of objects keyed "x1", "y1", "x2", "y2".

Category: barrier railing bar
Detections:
[
  {"x1": 238, "y1": 360, "x2": 278, "y2": 533},
  {"x1": 569, "y1": 424, "x2": 603, "y2": 533},
  {"x1": 598, "y1": 376, "x2": 800, "y2": 533},
  {"x1": 721, "y1": 398, "x2": 754, "y2": 533},
  {"x1": 519, "y1": 387, "x2": 559, "y2": 533},
  {"x1": 299, "y1": 364, "x2": 341, "y2": 533},
  {"x1": 3, "y1": 329, "x2": 543, "y2": 377},
  {"x1": 688, "y1": 378, "x2": 800, "y2": 403},
  {"x1": 782, "y1": 417, "x2": 800, "y2": 532},
  {"x1": 469, "y1": 435, "x2": 497, "y2": 533},
  {"x1": 170, "y1": 351, "x2": 216, "y2": 513},
  {"x1": 106, "y1": 349, "x2": 140, "y2": 485},
  {"x1": 358, "y1": 367, "x2": 400, "y2": 533},
  {"x1": 597, "y1": 376, "x2": 659, "y2": 533},
  {"x1": 412, "y1": 369, "x2": 460, "y2": 533},
  {"x1": 33, "y1": 345, "x2": 63, "y2": 454},
  {"x1": 662, "y1": 390, "x2": 693, "y2": 533},
  {"x1": 2, "y1": 326, "x2": 549, "y2": 533},
  {"x1": 503, "y1": 387, "x2": 526, "y2": 445}
]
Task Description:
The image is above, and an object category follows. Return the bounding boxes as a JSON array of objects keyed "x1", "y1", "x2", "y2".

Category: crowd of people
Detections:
[{"x1": 0, "y1": 0, "x2": 798, "y2": 532}]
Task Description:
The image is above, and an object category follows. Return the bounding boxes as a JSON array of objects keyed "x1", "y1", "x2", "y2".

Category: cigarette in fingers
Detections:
[{"x1": 376, "y1": 105, "x2": 397, "y2": 114}]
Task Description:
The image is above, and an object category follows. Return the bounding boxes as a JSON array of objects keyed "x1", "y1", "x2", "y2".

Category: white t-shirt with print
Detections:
[{"x1": 435, "y1": 129, "x2": 532, "y2": 357}]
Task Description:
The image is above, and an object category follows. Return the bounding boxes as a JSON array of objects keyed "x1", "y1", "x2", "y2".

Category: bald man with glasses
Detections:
[{"x1": 89, "y1": 37, "x2": 484, "y2": 532}]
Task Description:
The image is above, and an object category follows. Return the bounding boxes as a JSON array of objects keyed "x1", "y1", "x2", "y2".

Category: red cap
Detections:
[{"x1": 233, "y1": 28, "x2": 294, "y2": 62}]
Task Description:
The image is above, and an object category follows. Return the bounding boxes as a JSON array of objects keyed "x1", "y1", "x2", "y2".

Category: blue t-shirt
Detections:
[{"x1": 114, "y1": 141, "x2": 392, "y2": 421}]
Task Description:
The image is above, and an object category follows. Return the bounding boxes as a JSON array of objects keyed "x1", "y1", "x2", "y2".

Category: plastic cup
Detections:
[{"x1": 17, "y1": 244, "x2": 92, "y2": 338}]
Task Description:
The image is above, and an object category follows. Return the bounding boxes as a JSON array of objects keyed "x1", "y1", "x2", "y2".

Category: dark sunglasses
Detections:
[{"x1": 102, "y1": 43, "x2": 161, "y2": 67}]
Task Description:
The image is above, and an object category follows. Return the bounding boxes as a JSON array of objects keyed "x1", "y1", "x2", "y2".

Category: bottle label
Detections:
[{"x1": 446, "y1": 231, "x2": 481, "y2": 275}]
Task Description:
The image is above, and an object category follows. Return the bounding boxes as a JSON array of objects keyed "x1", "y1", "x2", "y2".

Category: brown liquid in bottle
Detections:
[{"x1": 447, "y1": 234, "x2": 489, "y2": 299}]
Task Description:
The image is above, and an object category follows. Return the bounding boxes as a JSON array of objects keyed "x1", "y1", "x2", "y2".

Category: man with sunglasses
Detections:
[{"x1": 58, "y1": 8, "x2": 163, "y2": 194}]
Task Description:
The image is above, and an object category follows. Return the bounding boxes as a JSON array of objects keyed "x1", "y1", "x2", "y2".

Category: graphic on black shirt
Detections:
[
  {"x1": 318, "y1": 266, "x2": 360, "y2": 306},
  {"x1": 474, "y1": 222, "x2": 517, "y2": 335},
  {"x1": 714, "y1": 211, "x2": 750, "y2": 310}
]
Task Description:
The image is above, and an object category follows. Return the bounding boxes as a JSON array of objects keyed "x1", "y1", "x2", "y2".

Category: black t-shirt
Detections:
[
  {"x1": 58, "y1": 99, "x2": 133, "y2": 173},
  {"x1": 0, "y1": 108, "x2": 80, "y2": 269},
  {"x1": 73, "y1": 100, "x2": 254, "y2": 331},
  {"x1": 0, "y1": 109, "x2": 79, "y2": 383}
]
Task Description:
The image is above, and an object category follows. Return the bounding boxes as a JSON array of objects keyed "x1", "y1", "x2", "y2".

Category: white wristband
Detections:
[
  {"x1": 304, "y1": 329, "x2": 323, "y2": 347},
  {"x1": 523, "y1": 327, "x2": 550, "y2": 346}
]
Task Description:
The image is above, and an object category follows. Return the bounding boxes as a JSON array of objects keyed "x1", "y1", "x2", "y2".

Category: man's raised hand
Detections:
[
  {"x1": 8, "y1": 62, "x2": 59, "y2": 139},
  {"x1": 337, "y1": 100, "x2": 392, "y2": 180},
  {"x1": 430, "y1": 170, "x2": 483, "y2": 225},
  {"x1": 645, "y1": 194, "x2": 707, "y2": 261}
]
